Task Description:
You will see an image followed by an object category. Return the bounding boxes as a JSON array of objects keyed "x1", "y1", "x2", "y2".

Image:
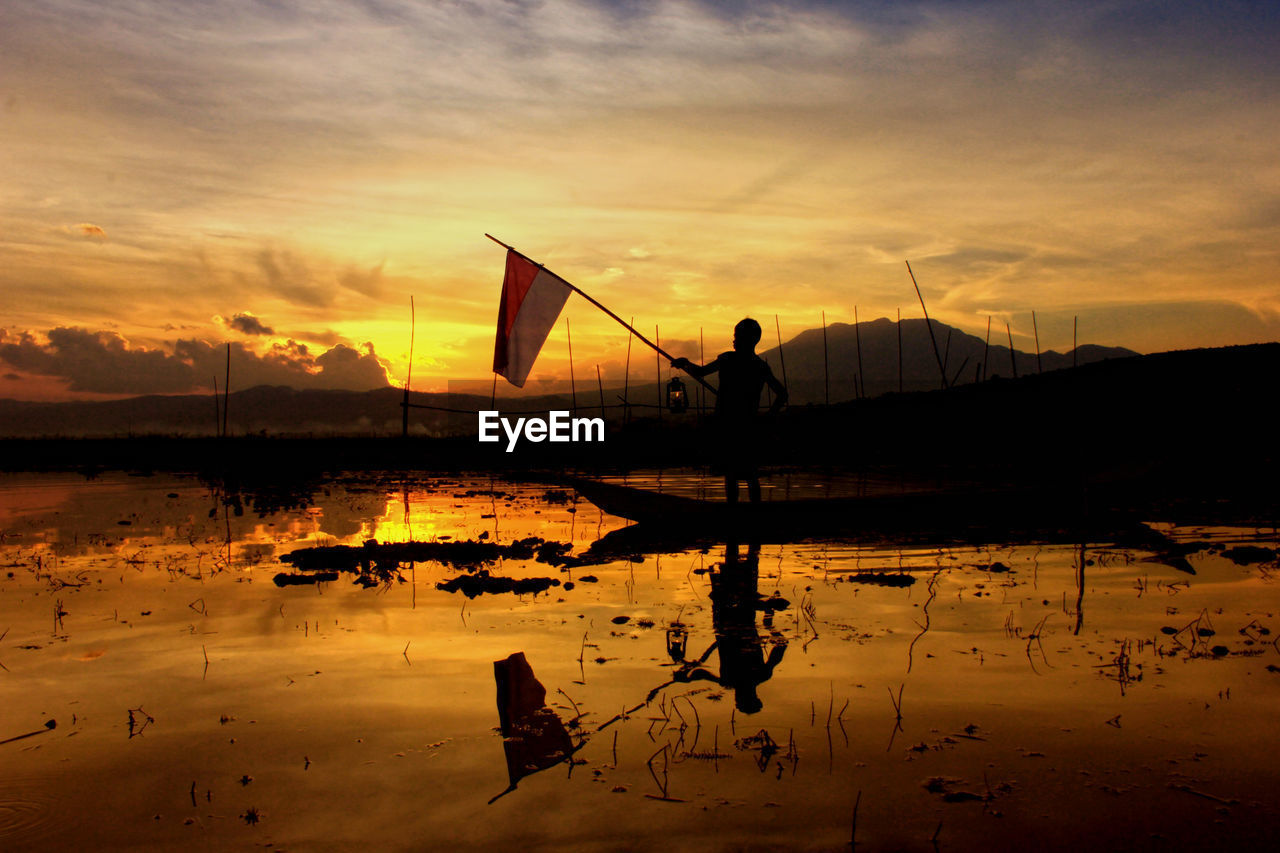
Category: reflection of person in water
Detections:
[
  {"x1": 672, "y1": 318, "x2": 787, "y2": 503},
  {"x1": 652, "y1": 541, "x2": 788, "y2": 714}
]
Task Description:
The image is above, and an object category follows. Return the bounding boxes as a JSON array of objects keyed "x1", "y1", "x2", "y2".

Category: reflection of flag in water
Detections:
[
  {"x1": 490, "y1": 651, "x2": 577, "y2": 803},
  {"x1": 493, "y1": 250, "x2": 572, "y2": 387}
]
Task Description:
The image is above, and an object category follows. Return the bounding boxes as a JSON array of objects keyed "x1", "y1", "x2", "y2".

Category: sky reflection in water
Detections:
[{"x1": 1, "y1": 472, "x2": 1278, "y2": 851}]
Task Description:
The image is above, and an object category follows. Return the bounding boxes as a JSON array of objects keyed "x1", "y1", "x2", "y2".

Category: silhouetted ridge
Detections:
[
  {"x1": 757, "y1": 318, "x2": 1137, "y2": 404},
  {"x1": 0, "y1": 327, "x2": 1251, "y2": 440}
]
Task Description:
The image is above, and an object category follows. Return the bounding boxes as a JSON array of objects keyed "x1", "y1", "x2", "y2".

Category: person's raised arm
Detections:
[{"x1": 671, "y1": 355, "x2": 720, "y2": 378}]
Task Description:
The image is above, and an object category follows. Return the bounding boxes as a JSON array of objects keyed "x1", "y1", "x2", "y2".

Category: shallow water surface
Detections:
[{"x1": 1, "y1": 471, "x2": 1278, "y2": 851}]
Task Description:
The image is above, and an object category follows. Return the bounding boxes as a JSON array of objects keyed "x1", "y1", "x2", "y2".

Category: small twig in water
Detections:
[
  {"x1": 645, "y1": 743, "x2": 685, "y2": 801},
  {"x1": 680, "y1": 694, "x2": 701, "y2": 731},
  {"x1": 888, "y1": 684, "x2": 904, "y2": 720},
  {"x1": 886, "y1": 684, "x2": 905, "y2": 751},
  {"x1": 1169, "y1": 783, "x2": 1239, "y2": 805},
  {"x1": 557, "y1": 688, "x2": 583, "y2": 725},
  {"x1": 850, "y1": 789, "x2": 862, "y2": 850},
  {"x1": 1025, "y1": 614, "x2": 1053, "y2": 673},
  {"x1": 127, "y1": 707, "x2": 155, "y2": 738}
]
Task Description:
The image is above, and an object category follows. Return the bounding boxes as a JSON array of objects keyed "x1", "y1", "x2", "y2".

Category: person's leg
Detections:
[
  {"x1": 747, "y1": 476, "x2": 761, "y2": 503},
  {"x1": 725, "y1": 475, "x2": 739, "y2": 503}
]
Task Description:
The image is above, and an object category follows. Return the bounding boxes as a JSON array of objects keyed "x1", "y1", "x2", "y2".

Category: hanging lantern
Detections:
[
  {"x1": 665, "y1": 626, "x2": 688, "y2": 662},
  {"x1": 666, "y1": 377, "x2": 688, "y2": 413}
]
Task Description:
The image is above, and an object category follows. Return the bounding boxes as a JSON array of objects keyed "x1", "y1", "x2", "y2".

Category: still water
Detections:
[{"x1": 1, "y1": 471, "x2": 1278, "y2": 851}]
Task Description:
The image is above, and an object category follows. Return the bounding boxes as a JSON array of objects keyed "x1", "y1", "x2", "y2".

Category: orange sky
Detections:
[{"x1": 2, "y1": 1, "x2": 1277, "y2": 401}]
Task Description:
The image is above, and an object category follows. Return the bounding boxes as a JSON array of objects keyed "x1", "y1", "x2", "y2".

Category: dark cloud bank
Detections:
[{"x1": 0, "y1": 327, "x2": 390, "y2": 395}]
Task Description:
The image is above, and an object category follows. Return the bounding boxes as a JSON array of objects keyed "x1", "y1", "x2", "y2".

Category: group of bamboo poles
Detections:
[
  {"x1": 539, "y1": 294, "x2": 1079, "y2": 420},
  {"x1": 206, "y1": 241, "x2": 1083, "y2": 439},
  {"x1": 908, "y1": 261, "x2": 1079, "y2": 390},
  {"x1": 397, "y1": 243, "x2": 1083, "y2": 435},
  {"x1": 401, "y1": 302, "x2": 1078, "y2": 436}
]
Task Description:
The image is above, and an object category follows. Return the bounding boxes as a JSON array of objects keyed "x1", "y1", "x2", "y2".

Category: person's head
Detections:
[
  {"x1": 733, "y1": 318, "x2": 762, "y2": 353},
  {"x1": 735, "y1": 685, "x2": 763, "y2": 714}
]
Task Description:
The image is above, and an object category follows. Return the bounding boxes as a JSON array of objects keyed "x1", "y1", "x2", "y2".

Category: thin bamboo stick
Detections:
[
  {"x1": 655, "y1": 325, "x2": 662, "y2": 422},
  {"x1": 698, "y1": 327, "x2": 706, "y2": 421},
  {"x1": 774, "y1": 315, "x2": 789, "y2": 395},
  {"x1": 223, "y1": 343, "x2": 230, "y2": 437},
  {"x1": 897, "y1": 308, "x2": 903, "y2": 393},
  {"x1": 1032, "y1": 310, "x2": 1042, "y2": 374},
  {"x1": 403, "y1": 295, "x2": 414, "y2": 438},
  {"x1": 596, "y1": 365, "x2": 605, "y2": 419},
  {"x1": 905, "y1": 261, "x2": 948, "y2": 388},
  {"x1": 854, "y1": 305, "x2": 865, "y2": 400},
  {"x1": 566, "y1": 317, "x2": 577, "y2": 415},
  {"x1": 1006, "y1": 323, "x2": 1018, "y2": 378},
  {"x1": 821, "y1": 310, "x2": 829, "y2": 406},
  {"x1": 983, "y1": 317, "x2": 991, "y2": 382},
  {"x1": 623, "y1": 317, "x2": 633, "y2": 425}
]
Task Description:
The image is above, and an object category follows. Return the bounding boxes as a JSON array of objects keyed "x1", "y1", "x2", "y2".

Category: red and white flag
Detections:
[{"x1": 492, "y1": 249, "x2": 572, "y2": 387}]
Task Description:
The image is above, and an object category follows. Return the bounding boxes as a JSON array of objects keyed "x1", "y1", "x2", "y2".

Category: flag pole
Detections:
[{"x1": 485, "y1": 234, "x2": 716, "y2": 396}]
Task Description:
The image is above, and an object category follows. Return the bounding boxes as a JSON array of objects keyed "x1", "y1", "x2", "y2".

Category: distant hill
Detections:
[
  {"x1": 1, "y1": 343, "x2": 1276, "y2": 505},
  {"x1": 0, "y1": 385, "x2": 587, "y2": 438},
  {"x1": 0, "y1": 386, "x2": 403, "y2": 438},
  {"x1": 0, "y1": 317, "x2": 1152, "y2": 437},
  {"x1": 756, "y1": 317, "x2": 1138, "y2": 405}
]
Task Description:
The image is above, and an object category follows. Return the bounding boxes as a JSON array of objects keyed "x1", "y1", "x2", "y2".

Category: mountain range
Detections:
[
  {"x1": 756, "y1": 317, "x2": 1136, "y2": 404},
  {"x1": 0, "y1": 317, "x2": 1139, "y2": 437}
]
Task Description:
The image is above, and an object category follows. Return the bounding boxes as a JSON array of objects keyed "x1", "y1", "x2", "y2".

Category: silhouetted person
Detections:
[
  {"x1": 709, "y1": 539, "x2": 787, "y2": 713},
  {"x1": 673, "y1": 318, "x2": 787, "y2": 503},
  {"x1": 649, "y1": 540, "x2": 788, "y2": 714}
]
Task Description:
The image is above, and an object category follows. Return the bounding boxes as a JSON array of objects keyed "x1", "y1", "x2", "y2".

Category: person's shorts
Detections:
[{"x1": 708, "y1": 418, "x2": 758, "y2": 478}]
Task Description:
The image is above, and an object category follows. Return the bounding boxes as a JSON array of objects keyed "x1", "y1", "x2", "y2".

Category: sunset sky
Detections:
[{"x1": 2, "y1": 0, "x2": 1277, "y2": 401}]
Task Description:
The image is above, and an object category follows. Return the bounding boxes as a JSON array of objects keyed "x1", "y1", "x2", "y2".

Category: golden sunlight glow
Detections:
[{"x1": 1, "y1": 1, "x2": 1276, "y2": 400}]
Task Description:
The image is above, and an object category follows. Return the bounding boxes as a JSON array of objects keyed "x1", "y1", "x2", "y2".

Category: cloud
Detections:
[
  {"x1": 1, "y1": 0, "x2": 1277, "y2": 375},
  {"x1": 0, "y1": 328, "x2": 392, "y2": 395},
  {"x1": 272, "y1": 339, "x2": 309, "y2": 359},
  {"x1": 288, "y1": 328, "x2": 346, "y2": 347},
  {"x1": 50, "y1": 223, "x2": 107, "y2": 240},
  {"x1": 656, "y1": 337, "x2": 701, "y2": 360},
  {"x1": 314, "y1": 342, "x2": 394, "y2": 390},
  {"x1": 172, "y1": 337, "x2": 392, "y2": 392},
  {"x1": 0, "y1": 328, "x2": 196, "y2": 394},
  {"x1": 338, "y1": 262, "x2": 385, "y2": 298},
  {"x1": 226, "y1": 312, "x2": 275, "y2": 336},
  {"x1": 255, "y1": 249, "x2": 333, "y2": 308}
]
